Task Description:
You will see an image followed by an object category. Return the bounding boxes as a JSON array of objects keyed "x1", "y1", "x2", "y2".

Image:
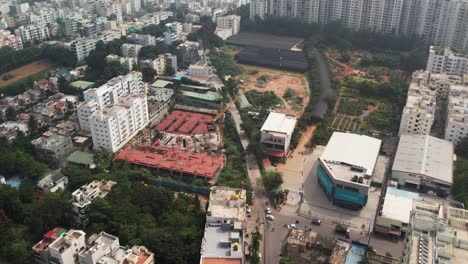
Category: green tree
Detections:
[
  {"x1": 280, "y1": 256, "x2": 293, "y2": 264},
  {"x1": 164, "y1": 65, "x2": 176, "y2": 76},
  {"x1": 5, "y1": 107, "x2": 16, "y2": 121},
  {"x1": 141, "y1": 67, "x2": 156, "y2": 82},
  {"x1": 27, "y1": 115, "x2": 38, "y2": 134},
  {"x1": 259, "y1": 170, "x2": 283, "y2": 192},
  {"x1": 456, "y1": 137, "x2": 468, "y2": 157}
]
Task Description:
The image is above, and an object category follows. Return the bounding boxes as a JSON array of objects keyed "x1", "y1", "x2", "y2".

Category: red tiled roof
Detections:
[
  {"x1": 201, "y1": 258, "x2": 242, "y2": 264},
  {"x1": 115, "y1": 146, "x2": 224, "y2": 179},
  {"x1": 155, "y1": 110, "x2": 214, "y2": 135},
  {"x1": 268, "y1": 149, "x2": 285, "y2": 158}
]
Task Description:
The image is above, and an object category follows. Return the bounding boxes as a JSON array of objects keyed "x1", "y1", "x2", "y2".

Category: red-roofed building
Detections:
[
  {"x1": 155, "y1": 110, "x2": 215, "y2": 135},
  {"x1": 115, "y1": 146, "x2": 224, "y2": 179},
  {"x1": 32, "y1": 227, "x2": 67, "y2": 264}
]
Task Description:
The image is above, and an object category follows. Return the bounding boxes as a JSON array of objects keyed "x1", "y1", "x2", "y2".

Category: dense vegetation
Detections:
[
  {"x1": 209, "y1": 50, "x2": 243, "y2": 79},
  {"x1": 0, "y1": 44, "x2": 76, "y2": 75},
  {"x1": 453, "y1": 138, "x2": 468, "y2": 207}
]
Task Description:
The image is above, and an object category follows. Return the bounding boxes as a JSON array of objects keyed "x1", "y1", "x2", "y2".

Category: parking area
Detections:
[{"x1": 299, "y1": 146, "x2": 382, "y2": 231}]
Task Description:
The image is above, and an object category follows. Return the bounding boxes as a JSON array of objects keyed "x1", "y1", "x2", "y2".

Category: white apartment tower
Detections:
[
  {"x1": 250, "y1": 0, "x2": 468, "y2": 51},
  {"x1": 216, "y1": 15, "x2": 241, "y2": 35},
  {"x1": 15, "y1": 25, "x2": 50, "y2": 43},
  {"x1": 78, "y1": 72, "x2": 148, "y2": 152},
  {"x1": 121, "y1": 43, "x2": 143, "y2": 59},
  {"x1": 399, "y1": 71, "x2": 437, "y2": 136},
  {"x1": 90, "y1": 95, "x2": 149, "y2": 152},
  {"x1": 426, "y1": 46, "x2": 468, "y2": 76}
]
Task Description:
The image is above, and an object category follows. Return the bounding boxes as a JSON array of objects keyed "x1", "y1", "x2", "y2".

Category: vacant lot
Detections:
[
  {"x1": 240, "y1": 70, "x2": 309, "y2": 117},
  {"x1": 0, "y1": 59, "x2": 55, "y2": 88},
  {"x1": 227, "y1": 32, "x2": 303, "y2": 50}
]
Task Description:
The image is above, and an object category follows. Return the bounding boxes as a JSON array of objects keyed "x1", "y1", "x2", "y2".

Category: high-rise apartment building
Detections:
[
  {"x1": 216, "y1": 15, "x2": 241, "y2": 35},
  {"x1": 66, "y1": 37, "x2": 98, "y2": 62},
  {"x1": 444, "y1": 84, "x2": 468, "y2": 145},
  {"x1": 426, "y1": 46, "x2": 468, "y2": 76},
  {"x1": 121, "y1": 43, "x2": 143, "y2": 59},
  {"x1": 398, "y1": 71, "x2": 437, "y2": 136},
  {"x1": 251, "y1": 0, "x2": 468, "y2": 51},
  {"x1": 15, "y1": 25, "x2": 50, "y2": 43},
  {"x1": 78, "y1": 72, "x2": 148, "y2": 152}
]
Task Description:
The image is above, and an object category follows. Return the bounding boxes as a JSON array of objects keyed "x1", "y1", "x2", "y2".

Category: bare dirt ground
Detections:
[
  {"x1": 239, "y1": 70, "x2": 309, "y2": 118},
  {"x1": 0, "y1": 59, "x2": 55, "y2": 88}
]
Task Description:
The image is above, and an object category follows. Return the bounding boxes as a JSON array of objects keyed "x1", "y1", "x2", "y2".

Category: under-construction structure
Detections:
[{"x1": 282, "y1": 229, "x2": 349, "y2": 264}]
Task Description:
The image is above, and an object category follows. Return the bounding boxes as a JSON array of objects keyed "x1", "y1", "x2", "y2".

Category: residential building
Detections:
[
  {"x1": 398, "y1": 71, "x2": 436, "y2": 136},
  {"x1": 0, "y1": 29, "x2": 23, "y2": 50},
  {"x1": 77, "y1": 72, "x2": 148, "y2": 153},
  {"x1": 427, "y1": 46, "x2": 468, "y2": 76},
  {"x1": 15, "y1": 25, "x2": 50, "y2": 43},
  {"x1": 48, "y1": 229, "x2": 86, "y2": 264},
  {"x1": 392, "y1": 135, "x2": 454, "y2": 193},
  {"x1": 250, "y1": 0, "x2": 468, "y2": 51},
  {"x1": 78, "y1": 72, "x2": 145, "y2": 132},
  {"x1": 33, "y1": 229, "x2": 155, "y2": 264},
  {"x1": 127, "y1": 33, "x2": 156, "y2": 46},
  {"x1": 106, "y1": 54, "x2": 135, "y2": 72},
  {"x1": 201, "y1": 186, "x2": 246, "y2": 264},
  {"x1": 374, "y1": 188, "x2": 443, "y2": 237},
  {"x1": 215, "y1": 27, "x2": 233, "y2": 40},
  {"x1": 66, "y1": 37, "x2": 98, "y2": 62},
  {"x1": 444, "y1": 84, "x2": 468, "y2": 145},
  {"x1": 71, "y1": 180, "x2": 116, "y2": 226},
  {"x1": 89, "y1": 95, "x2": 149, "y2": 152},
  {"x1": 66, "y1": 151, "x2": 95, "y2": 169},
  {"x1": 216, "y1": 15, "x2": 240, "y2": 36},
  {"x1": 164, "y1": 53, "x2": 178, "y2": 71},
  {"x1": 121, "y1": 43, "x2": 143, "y2": 59},
  {"x1": 401, "y1": 205, "x2": 468, "y2": 264},
  {"x1": 260, "y1": 112, "x2": 297, "y2": 157},
  {"x1": 178, "y1": 41, "x2": 201, "y2": 66},
  {"x1": 187, "y1": 61, "x2": 212, "y2": 79},
  {"x1": 32, "y1": 227, "x2": 68, "y2": 264},
  {"x1": 153, "y1": 55, "x2": 166, "y2": 75},
  {"x1": 37, "y1": 172, "x2": 68, "y2": 193},
  {"x1": 31, "y1": 134, "x2": 74, "y2": 165},
  {"x1": 317, "y1": 132, "x2": 382, "y2": 209}
]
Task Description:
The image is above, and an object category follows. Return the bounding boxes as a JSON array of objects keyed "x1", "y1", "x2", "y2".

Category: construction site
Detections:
[
  {"x1": 282, "y1": 229, "x2": 350, "y2": 264},
  {"x1": 115, "y1": 108, "x2": 227, "y2": 181}
]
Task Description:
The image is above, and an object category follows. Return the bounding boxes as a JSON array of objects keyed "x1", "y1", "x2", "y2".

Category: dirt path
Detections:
[{"x1": 0, "y1": 59, "x2": 55, "y2": 88}]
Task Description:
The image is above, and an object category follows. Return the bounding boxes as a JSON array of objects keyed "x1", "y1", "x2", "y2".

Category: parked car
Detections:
[
  {"x1": 265, "y1": 207, "x2": 272, "y2": 214},
  {"x1": 287, "y1": 224, "x2": 297, "y2": 229},
  {"x1": 266, "y1": 214, "x2": 275, "y2": 221},
  {"x1": 311, "y1": 218, "x2": 321, "y2": 225},
  {"x1": 247, "y1": 208, "x2": 251, "y2": 213},
  {"x1": 335, "y1": 225, "x2": 350, "y2": 238}
]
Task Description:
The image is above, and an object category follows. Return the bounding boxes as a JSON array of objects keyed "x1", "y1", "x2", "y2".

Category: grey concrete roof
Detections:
[{"x1": 392, "y1": 135, "x2": 454, "y2": 184}]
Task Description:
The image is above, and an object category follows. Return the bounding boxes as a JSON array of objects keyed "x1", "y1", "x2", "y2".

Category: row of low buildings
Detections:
[
  {"x1": 32, "y1": 228, "x2": 154, "y2": 264},
  {"x1": 250, "y1": 0, "x2": 468, "y2": 52}
]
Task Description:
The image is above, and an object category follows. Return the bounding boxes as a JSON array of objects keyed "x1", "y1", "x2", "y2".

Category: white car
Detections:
[
  {"x1": 265, "y1": 207, "x2": 272, "y2": 214},
  {"x1": 287, "y1": 224, "x2": 297, "y2": 229},
  {"x1": 246, "y1": 208, "x2": 251, "y2": 213},
  {"x1": 266, "y1": 214, "x2": 275, "y2": 221}
]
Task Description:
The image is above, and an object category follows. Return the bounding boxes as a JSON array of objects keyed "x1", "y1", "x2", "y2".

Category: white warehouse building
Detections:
[
  {"x1": 391, "y1": 135, "x2": 454, "y2": 193},
  {"x1": 260, "y1": 112, "x2": 297, "y2": 158}
]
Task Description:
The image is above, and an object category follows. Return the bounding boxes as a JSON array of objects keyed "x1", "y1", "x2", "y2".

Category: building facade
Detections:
[
  {"x1": 0, "y1": 29, "x2": 23, "y2": 50},
  {"x1": 250, "y1": 0, "x2": 468, "y2": 51},
  {"x1": 426, "y1": 46, "x2": 468, "y2": 76},
  {"x1": 444, "y1": 84, "x2": 468, "y2": 145},
  {"x1": 398, "y1": 71, "x2": 436, "y2": 136},
  {"x1": 317, "y1": 132, "x2": 381, "y2": 209},
  {"x1": 78, "y1": 72, "x2": 148, "y2": 152},
  {"x1": 260, "y1": 112, "x2": 297, "y2": 158}
]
